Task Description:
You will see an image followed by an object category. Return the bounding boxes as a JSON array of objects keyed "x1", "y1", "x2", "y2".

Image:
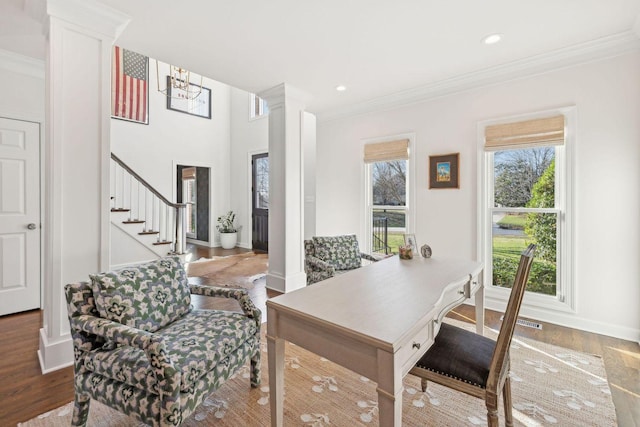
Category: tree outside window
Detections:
[{"x1": 492, "y1": 147, "x2": 557, "y2": 296}]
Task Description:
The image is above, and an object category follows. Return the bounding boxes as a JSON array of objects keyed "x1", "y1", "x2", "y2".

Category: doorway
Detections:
[
  {"x1": 252, "y1": 153, "x2": 269, "y2": 252},
  {"x1": 0, "y1": 117, "x2": 41, "y2": 316},
  {"x1": 177, "y1": 165, "x2": 210, "y2": 244}
]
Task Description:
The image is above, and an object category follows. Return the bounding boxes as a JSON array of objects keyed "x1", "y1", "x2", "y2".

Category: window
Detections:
[
  {"x1": 182, "y1": 167, "x2": 197, "y2": 239},
  {"x1": 479, "y1": 109, "x2": 574, "y2": 311},
  {"x1": 249, "y1": 93, "x2": 269, "y2": 120},
  {"x1": 364, "y1": 138, "x2": 412, "y2": 255}
]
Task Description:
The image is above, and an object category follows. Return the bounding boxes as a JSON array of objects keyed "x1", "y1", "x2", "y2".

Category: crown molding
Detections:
[
  {"x1": 317, "y1": 30, "x2": 640, "y2": 123},
  {"x1": 0, "y1": 49, "x2": 45, "y2": 79},
  {"x1": 47, "y1": 0, "x2": 130, "y2": 40},
  {"x1": 259, "y1": 83, "x2": 312, "y2": 109}
]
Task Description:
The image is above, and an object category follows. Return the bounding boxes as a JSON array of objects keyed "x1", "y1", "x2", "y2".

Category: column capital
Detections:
[
  {"x1": 46, "y1": 0, "x2": 130, "y2": 40},
  {"x1": 258, "y1": 83, "x2": 312, "y2": 110}
]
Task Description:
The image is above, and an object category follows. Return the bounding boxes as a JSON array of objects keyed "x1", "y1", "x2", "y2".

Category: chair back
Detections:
[{"x1": 486, "y1": 244, "x2": 536, "y2": 389}]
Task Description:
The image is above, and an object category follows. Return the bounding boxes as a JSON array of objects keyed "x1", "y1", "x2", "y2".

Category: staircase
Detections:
[{"x1": 110, "y1": 153, "x2": 186, "y2": 260}]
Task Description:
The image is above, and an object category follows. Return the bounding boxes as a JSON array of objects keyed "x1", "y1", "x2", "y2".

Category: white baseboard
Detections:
[
  {"x1": 266, "y1": 271, "x2": 306, "y2": 294},
  {"x1": 38, "y1": 328, "x2": 73, "y2": 373},
  {"x1": 186, "y1": 238, "x2": 212, "y2": 247}
]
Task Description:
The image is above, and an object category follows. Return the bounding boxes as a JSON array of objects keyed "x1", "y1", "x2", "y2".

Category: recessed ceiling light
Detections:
[
  {"x1": 335, "y1": 85, "x2": 347, "y2": 92},
  {"x1": 482, "y1": 33, "x2": 502, "y2": 45}
]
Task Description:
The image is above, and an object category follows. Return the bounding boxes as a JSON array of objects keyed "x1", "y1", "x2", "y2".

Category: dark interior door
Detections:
[{"x1": 252, "y1": 153, "x2": 269, "y2": 252}]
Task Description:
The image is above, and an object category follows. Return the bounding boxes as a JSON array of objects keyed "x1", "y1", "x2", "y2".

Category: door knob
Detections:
[{"x1": 27, "y1": 223, "x2": 37, "y2": 230}]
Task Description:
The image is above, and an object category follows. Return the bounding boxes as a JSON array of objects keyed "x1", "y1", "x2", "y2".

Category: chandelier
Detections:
[{"x1": 155, "y1": 60, "x2": 203, "y2": 100}]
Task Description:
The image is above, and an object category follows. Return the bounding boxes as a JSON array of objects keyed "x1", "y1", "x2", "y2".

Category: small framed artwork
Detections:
[
  {"x1": 404, "y1": 233, "x2": 417, "y2": 253},
  {"x1": 429, "y1": 153, "x2": 460, "y2": 189},
  {"x1": 166, "y1": 76, "x2": 212, "y2": 119}
]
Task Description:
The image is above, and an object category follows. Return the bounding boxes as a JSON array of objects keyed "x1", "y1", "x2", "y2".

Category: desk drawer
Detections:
[
  {"x1": 469, "y1": 273, "x2": 481, "y2": 295},
  {"x1": 399, "y1": 322, "x2": 434, "y2": 376}
]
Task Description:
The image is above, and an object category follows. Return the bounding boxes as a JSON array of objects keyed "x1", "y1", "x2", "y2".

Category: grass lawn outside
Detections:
[{"x1": 492, "y1": 234, "x2": 556, "y2": 296}]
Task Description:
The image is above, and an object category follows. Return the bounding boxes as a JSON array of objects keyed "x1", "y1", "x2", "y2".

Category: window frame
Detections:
[
  {"x1": 183, "y1": 176, "x2": 197, "y2": 239},
  {"x1": 362, "y1": 133, "x2": 415, "y2": 254},
  {"x1": 478, "y1": 107, "x2": 575, "y2": 313},
  {"x1": 249, "y1": 93, "x2": 269, "y2": 121}
]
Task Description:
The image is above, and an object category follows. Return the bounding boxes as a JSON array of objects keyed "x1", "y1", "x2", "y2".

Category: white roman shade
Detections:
[
  {"x1": 364, "y1": 139, "x2": 409, "y2": 163},
  {"x1": 484, "y1": 115, "x2": 565, "y2": 151}
]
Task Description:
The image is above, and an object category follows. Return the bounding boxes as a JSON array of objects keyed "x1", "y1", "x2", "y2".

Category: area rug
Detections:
[
  {"x1": 21, "y1": 320, "x2": 616, "y2": 427},
  {"x1": 185, "y1": 252, "x2": 268, "y2": 289}
]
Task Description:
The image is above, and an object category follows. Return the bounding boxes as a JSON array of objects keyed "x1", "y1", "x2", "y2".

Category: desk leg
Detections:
[
  {"x1": 376, "y1": 350, "x2": 403, "y2": 426},
  {"x1": 475, "y1": 273, "x2": 485, "y2": 336},
  {"x1": 267, "y1": 334, "x2": 284, "y2": 427}
]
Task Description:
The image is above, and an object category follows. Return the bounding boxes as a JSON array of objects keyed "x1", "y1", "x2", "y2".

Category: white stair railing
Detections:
[{"x1": 110, "y1": 153, "x2": 186, "y2": 254}]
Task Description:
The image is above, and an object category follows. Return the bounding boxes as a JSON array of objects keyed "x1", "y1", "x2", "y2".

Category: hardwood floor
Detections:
[{"x1": 1, "y1": 248, "x2": 638, "y2": 426}]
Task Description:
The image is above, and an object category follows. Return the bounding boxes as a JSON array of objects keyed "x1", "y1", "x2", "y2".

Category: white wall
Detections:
[
  {"x1": 317, "y1": 52, "x2": 640, "y2": 342},
  {"x1": 111, "y1": 61, "x2": 231, "y2": 247},
  {"x1": 0, "y1": 70, "x2": 44, "y2": 122},
  {"x1": 229, "y1": 87, "x2": 269, "y2": 248}
]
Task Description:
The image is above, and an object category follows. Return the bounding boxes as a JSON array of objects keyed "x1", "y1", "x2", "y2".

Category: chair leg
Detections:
[
  {"x1": 420, "y1": 378, "x2": 428, "y2": 392},
  {"x1": 71, "y1": 393, "x2": 90, "y2": 427},
  {"x1": 503, "y1": 377, "x2": 514, "y2": 427},
  {"x1": 486, "y1": 406, "x2": 499, "y2": 427},
  {"x1": 250, "y1": 349, "x2": 261, "y2": 388}
]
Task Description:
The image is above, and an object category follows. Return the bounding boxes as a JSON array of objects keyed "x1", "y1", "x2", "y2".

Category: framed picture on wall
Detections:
[
  {"x1": 166, "y1": 76, "x2": 212, "y2": 119},
  {"x1": 429, "y1": 153, "x2": 460, "y2": 189}
]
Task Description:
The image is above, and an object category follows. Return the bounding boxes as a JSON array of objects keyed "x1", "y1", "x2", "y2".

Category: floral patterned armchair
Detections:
[
  {"x1": 64, "y1": 256, "x2": 261, "y2": 427},
  {"x1": 304, "y1": 234, "x2": 387, "y2": 285}
]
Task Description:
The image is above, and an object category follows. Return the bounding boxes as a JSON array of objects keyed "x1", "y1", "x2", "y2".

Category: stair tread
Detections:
[
  {"x1": 111, "y1": 208, "x2": 129, "y2": 212},
  {"x1": 123, "y1": 220, "x2": 145, "y2": 224},
  {"x1": 138, "y1": 231, "x2": 159, "y2": 235},
  {"x1": 153, "y1": 241, "x2": 172, "y2": 246}
]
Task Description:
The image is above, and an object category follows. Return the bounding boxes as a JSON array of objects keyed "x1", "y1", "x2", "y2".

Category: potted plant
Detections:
[{"x1": 217, "y1": 210, "x2": 238, "y2": 249}]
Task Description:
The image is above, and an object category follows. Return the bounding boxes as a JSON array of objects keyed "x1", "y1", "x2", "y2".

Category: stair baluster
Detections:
[{"x1": 110, "y1": 153, "x2": 186, "y2": 255}]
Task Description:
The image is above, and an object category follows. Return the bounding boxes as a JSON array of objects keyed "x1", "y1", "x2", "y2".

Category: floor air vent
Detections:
[{"x1": 500, "y1": 316, "x2": 542, "y2": 330}]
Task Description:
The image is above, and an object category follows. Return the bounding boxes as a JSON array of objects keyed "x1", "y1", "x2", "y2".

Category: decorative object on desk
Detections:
[
  {"x1": 217, "y1": 210, "x2": 238, "y2": 249},
  {"x1": 429, "y1": 152, "x2": 459, "y2": 189},
  {"x1": 403, "y1": 233, "x2": 417, "y2": 253},
  {"x1": 420, "y1": 244, "x2": 432, "y2": 258},
  {"x1": 23, "y1": 321, "x2": 617, "y2": 427},
  {"x1": 111, "y1": 46, "x2": 149, "y2": 125},
  {"x1": 399, "y1": 245, "x2": 413, "y2": 259},
  {"x1": 165, "y1": 75, "x2": 212, "y2": 119}
]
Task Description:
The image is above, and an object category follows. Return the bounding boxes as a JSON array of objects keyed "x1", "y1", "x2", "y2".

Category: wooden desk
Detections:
[{"x1": 266, "y1": 255, "x2": 484, "y2": 426}]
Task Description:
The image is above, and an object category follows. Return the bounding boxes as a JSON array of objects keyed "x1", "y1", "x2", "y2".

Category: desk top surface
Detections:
[{"x1": 267, "y1": 256, "x2": 482, "y2": 348}]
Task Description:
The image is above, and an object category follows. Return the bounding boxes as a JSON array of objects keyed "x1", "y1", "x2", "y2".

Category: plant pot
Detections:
[{"x1": 220, "y1": 232, "x2": 238, "y2": 249}]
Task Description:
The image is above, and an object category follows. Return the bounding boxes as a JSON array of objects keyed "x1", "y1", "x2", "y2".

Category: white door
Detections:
[{"x1": 0, "y1": 117, "x2": 40, "y2": 316}]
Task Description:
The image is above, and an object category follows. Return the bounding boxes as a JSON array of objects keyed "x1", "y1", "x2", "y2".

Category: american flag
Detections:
[{"x1": 112, "y1": 46, "x2": 148, "y2": 123}]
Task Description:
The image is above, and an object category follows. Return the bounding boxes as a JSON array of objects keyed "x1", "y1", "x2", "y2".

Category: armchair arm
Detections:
[
  {"x1": 360, "y1": 252, "x2": 392, "y2": 262},
  {"x1": 305, "y1": 255, "x2": 336, "y2": 275},
  {"x1": 189, "y1": 285, "x2": 262, "y2": 328},
  {"x1": 70, "y1": 314, "x2": 180, "y2": 393}
]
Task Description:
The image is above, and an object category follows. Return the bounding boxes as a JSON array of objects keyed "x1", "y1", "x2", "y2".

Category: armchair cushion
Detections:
[
  {"x1": 312, "y1": 234, "x2": 361, "y2": 270},
  {"x1": 89, "y1": 256, "x2": 192, "y2": 333},
  {"x1": 84, "y1": 309, "x2": 258, "y2": 394}
]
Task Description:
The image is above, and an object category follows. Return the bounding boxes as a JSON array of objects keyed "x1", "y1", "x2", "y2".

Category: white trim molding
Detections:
[
  {"x1": 318, "y1": 31, "x2": 640, "y2": 123},
  {"x1": 0, "y1": 48, "x2": 45, "y2": 79}
]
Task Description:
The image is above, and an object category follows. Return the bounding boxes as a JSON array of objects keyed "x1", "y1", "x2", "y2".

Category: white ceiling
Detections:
[{"x1": 2, "y1": 0, "x2": 640, "y2": 116}]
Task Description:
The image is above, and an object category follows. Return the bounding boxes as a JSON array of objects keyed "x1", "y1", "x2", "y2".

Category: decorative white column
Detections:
[
  {"x1": 38, "y1": 0, "x2": 129, "y2": 372},
  {"x1": 259, "y1": 84, "x2": 313, "y2": 293}
]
